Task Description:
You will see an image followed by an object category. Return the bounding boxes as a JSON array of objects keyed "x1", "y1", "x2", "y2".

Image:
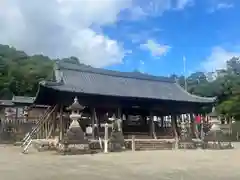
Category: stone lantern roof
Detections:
[
  {"x1": 67, "y1": 97, "x2": 84, "y2": 111},
  {"x1": 208, "y1": 107, "x2": 218, "y2": 118}
]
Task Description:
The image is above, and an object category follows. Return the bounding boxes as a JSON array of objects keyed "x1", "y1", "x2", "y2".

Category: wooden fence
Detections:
[{"x1": 0, "y1": 118, "x2": 37, "y2": 143}]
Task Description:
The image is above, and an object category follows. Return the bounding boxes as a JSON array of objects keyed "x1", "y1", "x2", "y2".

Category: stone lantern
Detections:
[
  {"x1": 203, "y1": 107, "x2": 233, "y2": 149},
  {"x1": 61, "y1": 97, "x2": 89, "y2": 154},
  {"x1": 68, "y1": 97, "x2": 85, "y2": 129},
  {"x1": 208, "y1": 108, "x2": 221, "y2": 131}
]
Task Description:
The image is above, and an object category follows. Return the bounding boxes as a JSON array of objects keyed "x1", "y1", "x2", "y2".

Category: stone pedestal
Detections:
[
  {"x1": 203, "y1": 117, "x2": 233, "y2": 149},
  {"x1": 109, "y1": 118, "x2": 125, "y2": 152},
  {"x1": 178, "y1": 121, "x2": 196, "y2": 149}
]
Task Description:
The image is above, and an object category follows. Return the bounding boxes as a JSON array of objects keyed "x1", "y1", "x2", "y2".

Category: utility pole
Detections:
[{"x1": 183, "y1": 56, "x2": 187, "y2": 90}]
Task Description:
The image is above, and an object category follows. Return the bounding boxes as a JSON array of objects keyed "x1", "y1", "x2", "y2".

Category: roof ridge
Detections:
[{"x1": 56, "y1": 61, "x2": 175, "y2": 83}]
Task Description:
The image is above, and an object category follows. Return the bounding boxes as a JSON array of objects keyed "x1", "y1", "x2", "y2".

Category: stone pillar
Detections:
[{"x1": 104, "y1": 123, "x2": 109, "y2": 153}]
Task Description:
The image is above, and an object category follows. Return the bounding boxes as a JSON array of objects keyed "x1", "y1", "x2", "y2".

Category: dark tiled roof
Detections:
[
  {"x1": 0, "y1": 100, "x2": 14, "y2": 107},
  {"x1": 12, "y1": 96, "x2": 35, "y2": 104},
  {"x1": 40, "y1": 61, "x2": 215, "y2": 103}
]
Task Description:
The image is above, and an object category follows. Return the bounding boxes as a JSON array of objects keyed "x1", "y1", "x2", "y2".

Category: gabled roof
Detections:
[{"x1": 38, "y1": 61, "x2": 215, "y2": 104}]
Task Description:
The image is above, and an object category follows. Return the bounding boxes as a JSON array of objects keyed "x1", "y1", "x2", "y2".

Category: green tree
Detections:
[{"x1": 0, "y1": 45, "x2": 54, "y2": 99}]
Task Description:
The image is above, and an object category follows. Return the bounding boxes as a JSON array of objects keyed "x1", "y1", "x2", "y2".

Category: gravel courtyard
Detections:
[{"x1": 0, "y1": 145, "x2": 240, "y2": 180}]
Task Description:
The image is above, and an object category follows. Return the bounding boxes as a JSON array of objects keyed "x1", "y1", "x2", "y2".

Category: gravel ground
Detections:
[{"x1": 0, "y1": 144, "x2": 240, "y2": 180}]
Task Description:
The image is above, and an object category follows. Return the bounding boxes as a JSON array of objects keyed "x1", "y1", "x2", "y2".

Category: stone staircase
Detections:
[
  {"x1": 123, "y1": 132, "x2": 175, "y2": 150},
  {"x1": 134, "y1": 140, "x2": 175, "y2": 150}
]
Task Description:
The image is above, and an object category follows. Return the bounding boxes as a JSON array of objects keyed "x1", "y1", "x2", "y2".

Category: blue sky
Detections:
[
  {"x1": 0, "y1": 0, "x2": 239, "y2": 77},
  {"x1": 106, "y1": 0, "x2": 240, "y2": 76}
]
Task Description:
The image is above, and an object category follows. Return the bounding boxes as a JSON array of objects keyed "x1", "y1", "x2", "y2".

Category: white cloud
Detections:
[
  {"x1": 140, "y1": 39, "x2": 171, "y2": 57},
  {"x1": 127, "y1": 0, "x2": 194, "y2": 20},
  {"x1": 175, "y1": 0, "x2": 194, "y2": 10},
  {"x1": 208, "y1": 2, "x2": 234, "y2": 13},
  {"x1": 216, "y1": 3, "x2": 233, "y2": 10},
  {"x1": 0, "y1": 0, "x2": 194, "y2": 67},
  {"x1": 0, "y1": 0, "x2": 132, "y2": 68},
  {"x1": 202, "y1": 47, "x2": 240, "y2": 72}
]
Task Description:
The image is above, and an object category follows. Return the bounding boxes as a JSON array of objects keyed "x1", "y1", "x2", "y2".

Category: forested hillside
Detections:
[
  {"x1": 0, "y1": 44, "x2": 54, "y2": 99},
  {"x1": 0, "y1": 44, "x2": 240, "y2": 118}
]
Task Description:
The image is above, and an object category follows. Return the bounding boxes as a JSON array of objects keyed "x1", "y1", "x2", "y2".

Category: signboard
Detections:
[{"x1": 127, "y1": 115, "x2": 142, "y2": 125}]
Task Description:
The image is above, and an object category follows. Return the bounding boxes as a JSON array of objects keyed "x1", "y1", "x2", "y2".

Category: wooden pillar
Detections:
[
  {"x1": 171, "y1": 114, "x2": 178, "y2": 138},
  {"x1": 160, "y1": 116, "x2": 164, "y2": 128},
  {"x1": 93, "y1": 108, "x2": 100, "y2": 138},
  {"x1": 171, "y1": 114, "x2": 179, "y2": 149},
  {"x1": 36, "y1": 116, "x2": 40, "y2": 139},
  {"x1": 116, "y1": 107, "x2": 122, "y2": 132},
  {"x1": 149, "y1": 112, "x2": 156, "y2": 139},
  {"x1": 116, "y1": 107, "x2": 121, "y2": 118},
  {"x1": 190, "y1": 113, "x2": 198, "y2": 138},
  {"x1": 52, "y1": 106, "x2": 57, "y2": 137},
  {"x1": 48, "y1": 106, "x2": 57, "y2": 139},
  {"x1": 15, "y1": 107, "x2": 18, "y2": 121},
  {"x1": 45, "y1": 118, "x2": 48, "y2": 138},
  {"x1": 91, "y1": 107, "x2": 95, "y2": 139},
  {"x1": 59, "y1": 105, "x2": 63, "y2": 141}
]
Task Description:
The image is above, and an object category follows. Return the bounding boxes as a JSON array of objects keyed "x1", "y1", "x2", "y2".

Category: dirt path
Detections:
[{"x1": 0, "y1": 145, "x2": 240, "y2": 180}]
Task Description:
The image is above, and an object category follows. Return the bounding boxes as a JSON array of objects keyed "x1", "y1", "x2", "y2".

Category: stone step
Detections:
[{"x1": 134, "y1": 141, "x2": 174, "y2": 150}]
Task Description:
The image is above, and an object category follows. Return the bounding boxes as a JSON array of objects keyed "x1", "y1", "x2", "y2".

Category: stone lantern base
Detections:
[
  {"x1": 109, "y1": 118, "x2": 125, "y2": 152},
  {"x1": 109, "y1": 131, "x2": 125, "y2": 152},
  {"x1": 58, "y1": 123, "x2": 91, "y2": 155},
  {"x1": 203, "y1": 129, "x2": 233, "y2": 149}
]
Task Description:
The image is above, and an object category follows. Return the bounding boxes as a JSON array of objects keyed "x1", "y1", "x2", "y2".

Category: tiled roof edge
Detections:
[
  {"x1": 175, "y1": 83, "x2": 216, "y2": 103},
  {"x1": 56, "y1": 61, "x2": 175, "y2": 83}
]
